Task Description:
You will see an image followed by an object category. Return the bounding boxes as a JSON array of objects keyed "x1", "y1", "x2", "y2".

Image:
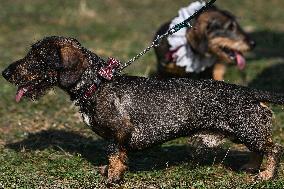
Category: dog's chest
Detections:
[
  {"x1": 73, "y1": 99, "x2": 92, "y2": 127},
  {"x1": 81, "y1": 112, "x2": 92, "y2": 126}
]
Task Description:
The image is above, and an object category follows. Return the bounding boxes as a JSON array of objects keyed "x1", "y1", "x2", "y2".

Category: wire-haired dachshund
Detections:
[
  {"x1": 2, "y1": 36, "x2": 283, "y2": 183},
  {"x1": 154, "y1": 2, "x2": 255, "y2": 80}
]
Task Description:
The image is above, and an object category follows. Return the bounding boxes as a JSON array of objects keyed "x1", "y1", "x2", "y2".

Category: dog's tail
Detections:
[{"x1": 251, "y1": 89, "x2": 284, "y2": 105}]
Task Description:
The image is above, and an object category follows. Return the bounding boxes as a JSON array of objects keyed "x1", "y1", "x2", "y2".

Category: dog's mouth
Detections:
[
  {"x1": 15, "y1": 80, "x2": 53, "y2": 102},
  {"x1": 15, "y1": 85, "x2": 32, "y2": 102},
  {"x1": 220, "y1": 47, "x2": 246, "y2": 70}
]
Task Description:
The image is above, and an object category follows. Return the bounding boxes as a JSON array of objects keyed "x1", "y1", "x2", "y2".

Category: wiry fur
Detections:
[
  {"x1": 2, "y1": 36, "x2": 284, "y2": 183},
  {"x1": 154, "y1": 5, "x2": 255, "y2": 80}
]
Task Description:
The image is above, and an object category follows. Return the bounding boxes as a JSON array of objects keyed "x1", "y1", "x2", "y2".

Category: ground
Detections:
[{"x1": 0, "y1": 0, "x2": 284, "y2": 188}]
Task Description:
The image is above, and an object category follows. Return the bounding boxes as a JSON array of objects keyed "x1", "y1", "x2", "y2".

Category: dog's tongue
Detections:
[
  {"x1": 235, "y1": 52, "x2": 246, "y2": 70},
  {"x1": 16, "y1": 87, "x2": 27, "y2": 103}
]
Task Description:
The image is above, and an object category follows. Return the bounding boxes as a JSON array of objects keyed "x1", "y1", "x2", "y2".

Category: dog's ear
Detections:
[
  {"x1": 186, "y1": 27, "x2": 208, "y2": 55},
  {"x1": 58, "y1": 45, "x2": 88, "y2": 87},
  {"x1": 59, "y1": 46, "x2": 85, "y2": 70}
]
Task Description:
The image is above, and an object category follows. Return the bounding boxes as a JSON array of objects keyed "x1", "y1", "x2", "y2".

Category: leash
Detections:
[
  {"x1": 118, "y1": 0, "x2": 217, "y2": 73},
  {"x1": 84, "y1": 0, "x2": 217, "y2": 98}
]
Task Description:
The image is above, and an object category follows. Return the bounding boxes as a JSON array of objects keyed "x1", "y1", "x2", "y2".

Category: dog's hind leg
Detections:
[
  {"x1": 242, "y1": 129, "x2": 283, "y2": 180},
  {"x1": 257, "y1": 142, "x2": 283, "y2": 181}
]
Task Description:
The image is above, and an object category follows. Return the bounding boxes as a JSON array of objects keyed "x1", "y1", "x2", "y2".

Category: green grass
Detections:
[{"x1": 0, "y1": 0, "x2": 284, "y2": 188}]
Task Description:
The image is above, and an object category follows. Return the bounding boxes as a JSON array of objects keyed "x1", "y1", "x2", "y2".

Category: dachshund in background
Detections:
[{"x1": 154, "y1": 2, "x2": 255, "y2": 80}]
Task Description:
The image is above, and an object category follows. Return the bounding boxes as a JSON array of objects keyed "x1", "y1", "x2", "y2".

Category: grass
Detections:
[{"x1": 0, "y1": 0, "x2": 284, "y2": 188}]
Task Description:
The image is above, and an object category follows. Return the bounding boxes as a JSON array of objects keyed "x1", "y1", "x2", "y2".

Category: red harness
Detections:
[{"x1": 84, "y1": 57, "x2": 120, "y2": 99}]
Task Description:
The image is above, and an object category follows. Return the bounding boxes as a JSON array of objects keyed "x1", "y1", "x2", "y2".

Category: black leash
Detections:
[{"x1": 116, "y1": 0, "x2": 217, "y2": 73}]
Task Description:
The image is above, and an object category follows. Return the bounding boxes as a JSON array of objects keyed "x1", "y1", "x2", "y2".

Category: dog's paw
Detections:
[
  {"x1": 106, "y1": 175, "x2": 122, "y2": 185},
  {"x1": 254, "y1": 170, "x2": 274, "y2": 181},
  {"x1": 99, "y1": 165, "x2": 108, "y2": 177}
]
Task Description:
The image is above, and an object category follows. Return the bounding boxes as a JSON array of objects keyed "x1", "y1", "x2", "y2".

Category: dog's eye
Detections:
[
  {"x1": 226, "y1": 22, "x2": 236, "y2": 31},
  {"x1": 207, "y1": 20, "x2": 222, "y2": 32}
]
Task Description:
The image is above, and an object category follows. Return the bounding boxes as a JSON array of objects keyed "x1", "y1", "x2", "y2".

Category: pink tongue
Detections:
[
  {"x1": 235, "y1": 52, "x2": 246, "y2": 70},
  {"x1": 15, "y1": 88, "x2": 26, "y2": 103}
]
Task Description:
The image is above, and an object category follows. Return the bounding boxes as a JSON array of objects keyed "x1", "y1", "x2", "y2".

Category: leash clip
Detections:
[
  {"x1": 98, "y1": 57, "x2": 120, "y2": 81},
  {"x1": 83, "y1": 57, "x2": 120, "y2": 99}
]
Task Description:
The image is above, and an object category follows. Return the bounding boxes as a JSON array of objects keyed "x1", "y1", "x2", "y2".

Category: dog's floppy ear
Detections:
[
  {"x1": 186, "y1": 27, "x2": 208, "y2": 55},
  {"x1": 59, "y1": 45, "x2": 85, "y2": 70},
  {"x1": 57, "y1": 44, "x2": 88, "y2": 87}
]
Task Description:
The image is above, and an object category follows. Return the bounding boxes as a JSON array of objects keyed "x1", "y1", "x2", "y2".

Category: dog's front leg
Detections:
[
  {"x1": 213, "y1": 63, "x2": 226, "y2": 81},
  {"x1": 105, "y1": 144, "x2": 128, "y2": 184}
]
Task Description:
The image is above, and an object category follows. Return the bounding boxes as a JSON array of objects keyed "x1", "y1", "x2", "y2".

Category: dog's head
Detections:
[
  {"x1": 2, "y1": 36, "x2": 95, "y2": 102},
  {"x1": 187, "y1": 6, "x2": 255, "y2": 69}
]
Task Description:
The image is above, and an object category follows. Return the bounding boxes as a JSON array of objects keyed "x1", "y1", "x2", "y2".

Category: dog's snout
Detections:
[
  {"x1": 249, "y1": 39, "x2": 256, "y2": 49},
  {"x1": 2, "y1": 68, "x2": 12, "y2": 80},
  {"x1": 245, "y1": 37, "x2": 256, "y2": 49}
]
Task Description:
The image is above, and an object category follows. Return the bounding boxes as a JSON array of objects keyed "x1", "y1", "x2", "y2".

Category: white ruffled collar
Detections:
[{"x1": 167, "y1": 1, "x2": 216, "y2": 73}]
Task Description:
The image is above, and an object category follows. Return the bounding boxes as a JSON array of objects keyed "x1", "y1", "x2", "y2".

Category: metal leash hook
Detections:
[{"x1": 98, "y1": 57, "x2": 120, "y2": 80}]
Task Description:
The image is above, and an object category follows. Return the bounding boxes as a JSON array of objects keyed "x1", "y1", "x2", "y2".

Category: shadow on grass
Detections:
[
  {"x1": 248, "y1": 62, "x2": 284, "y2": 93},
  {"x1": 6, "y1": 130, "x2": 109, "y2": 166},
  {"x1": 6, "y1": 129, "x2": 252, "y2": 173},
  {"x1": 129, "y1": 145, "x2": 251, "y2": 173},
  {"x1": 249, "y1": 30, "x2": 284, "y2": 60}
]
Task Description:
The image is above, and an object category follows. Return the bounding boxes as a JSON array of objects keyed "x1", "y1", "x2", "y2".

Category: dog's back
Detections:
[{"x1": 94, "y1": 76, "x2": 283, "y2": 150}]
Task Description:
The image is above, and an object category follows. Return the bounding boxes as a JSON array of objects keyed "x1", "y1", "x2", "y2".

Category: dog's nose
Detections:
[
  {"x1": 2, "y1": 68, "x2": 12, "y2": 80},
  {"x1": 248, "y1": 39, "x2": 256, "y2": 49}
]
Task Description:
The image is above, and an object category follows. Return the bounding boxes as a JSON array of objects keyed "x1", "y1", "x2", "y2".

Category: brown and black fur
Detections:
[
  {"x1": 2, "y1": 36, "x2": 284, "y2": 184},
  {"x1": 154, "y1": 5, "x2": 255, "y2": 80}
]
